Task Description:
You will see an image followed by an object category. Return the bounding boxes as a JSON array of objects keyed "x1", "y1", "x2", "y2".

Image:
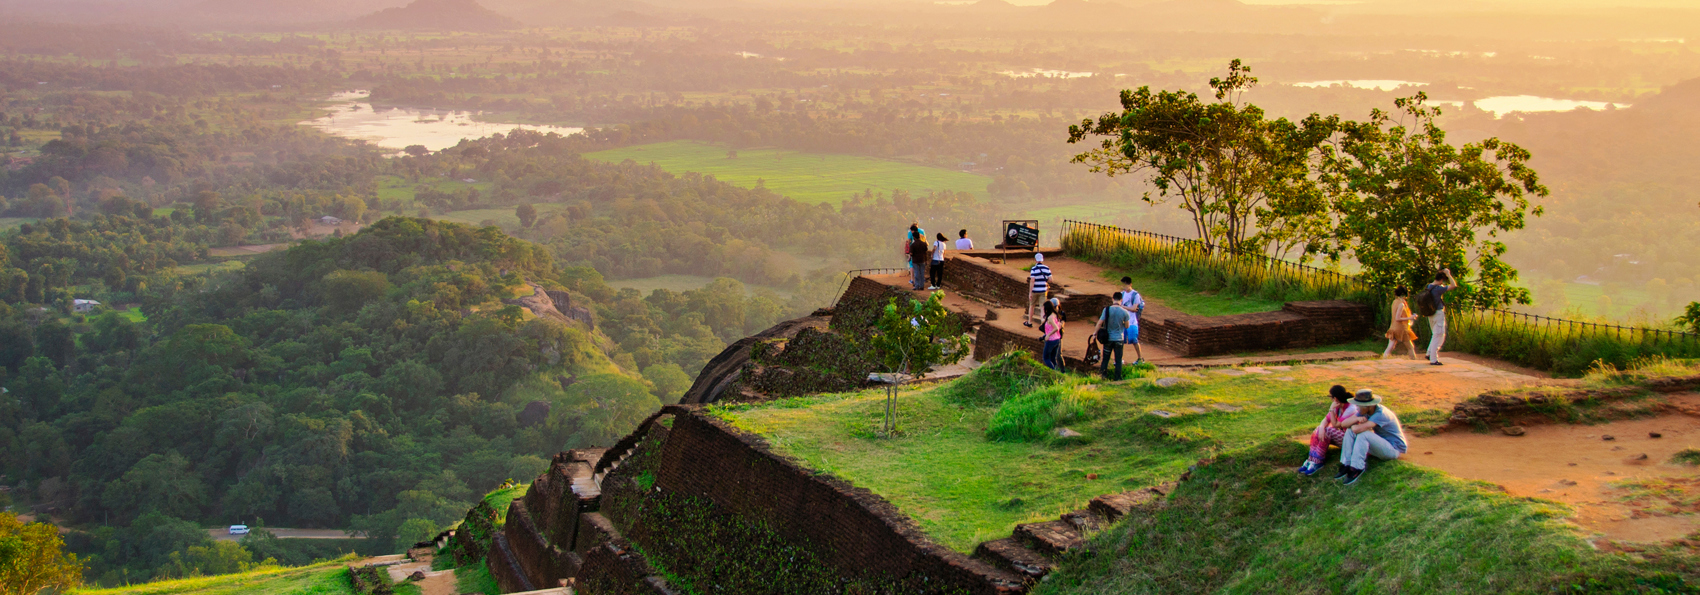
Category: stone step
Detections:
[
  {"x1": 1060, "y1": 509, "x2": 1106, "y2": 534},
  {"x1": 570, "y1": 474, "x2": 601, "y2": 501},
  {"x1": 1088, "y1": 484, "x2": 1171, "y2": 524},
  {"x1": 1012, "y1": 520, "x2": 1084, "y2": 557},
  {"x1": 591, "y1": 449, "x2": 636, "y2": 488},
  {"x1": 972, "y1": 537, "x2": 1056, "y2": 582}
]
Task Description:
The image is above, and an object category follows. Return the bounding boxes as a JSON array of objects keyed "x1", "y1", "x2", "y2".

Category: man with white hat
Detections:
[
  {"x1": 1336, "y1": 389, "x2": 1407, "y2": 485},
  {"x1": 1024, "y1": 253, "x2": 1052, "y2": 328}
]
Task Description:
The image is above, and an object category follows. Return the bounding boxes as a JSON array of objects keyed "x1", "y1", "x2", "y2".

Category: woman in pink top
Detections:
[
  {"x1": 1299, "y1": 385, "x2": 1359, "y2": 476},
  {"x1": 1040, "y1": 299, "x2": 1065, "y2": 371}
]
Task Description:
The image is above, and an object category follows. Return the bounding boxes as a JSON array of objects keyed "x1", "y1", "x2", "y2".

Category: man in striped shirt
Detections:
[{"x1": 1024, "y1": 253, "x2": 1052, "y2": 327}]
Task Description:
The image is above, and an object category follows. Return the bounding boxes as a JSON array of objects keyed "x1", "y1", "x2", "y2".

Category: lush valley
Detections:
[{"x1": 1, "y1": 3, "x2": 1700, "y2": 593}]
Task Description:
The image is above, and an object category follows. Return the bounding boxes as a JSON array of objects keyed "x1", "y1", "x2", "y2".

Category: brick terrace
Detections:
[{"x1": 853, "y1": 250, "x2": 1374, "y2": 370}]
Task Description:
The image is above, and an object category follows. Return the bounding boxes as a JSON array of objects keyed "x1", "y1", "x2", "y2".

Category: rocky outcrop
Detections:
[
  {"x1": 546, "y1": 290, "x2": 596, "y2": 329},
  {"x1": 678, "y1": 313, "x2": 832, "y2": 405},
  {"x1": 734, "y1": 326, "x2": 876, "y2": 399},
  {"x1": 502, "y1": 284, "x2": 595, "y2": 330}
]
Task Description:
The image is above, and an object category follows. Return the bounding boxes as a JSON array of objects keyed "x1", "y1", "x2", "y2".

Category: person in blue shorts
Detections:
[{"x1": 1119, "y1": 276, "x2": 1146, "y2": 363}]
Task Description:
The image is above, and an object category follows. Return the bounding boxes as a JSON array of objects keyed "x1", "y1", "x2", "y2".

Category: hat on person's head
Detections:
[
  {"x1": 1034, "y1": 253, "x2": 1045, "y2": 263},
  {"x1": 1352, "y1": 389, "x2": 1382, "y2": 407}
]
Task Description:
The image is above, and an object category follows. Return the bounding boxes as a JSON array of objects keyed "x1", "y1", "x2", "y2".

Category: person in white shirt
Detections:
[
  {"x1": 929, "y1": 233, "x2": 948, "y2": 290},
  {"x1": 1120, "y1": 276, "x2": 1146, "y2": 363},
  {"x1": 955, "y1": 229, "x2": 974, "y2": 251}
]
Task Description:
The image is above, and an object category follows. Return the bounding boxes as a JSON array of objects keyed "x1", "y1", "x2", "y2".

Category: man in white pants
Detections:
[
  {"x1": 1336, "y1": 389, "x2": 1406, "y2": 485},
  {"x1": 1424, "y1": 268, "x2": 1456, "y2": 366}
]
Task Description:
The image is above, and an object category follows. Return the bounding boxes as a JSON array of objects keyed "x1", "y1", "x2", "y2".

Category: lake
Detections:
[
  {"x1": 1293, "y1": 80, "x2": 1426, "y2": 91},
  {"x1": 1001, "y1": 68, "x2": 1096, "y2": 79},
  {"x1": 302, "y1": 91, "x2": 584, "y2": 152},
  {"x1": 1471, "y1": 95, "x2": 1626, "y2": 117}
]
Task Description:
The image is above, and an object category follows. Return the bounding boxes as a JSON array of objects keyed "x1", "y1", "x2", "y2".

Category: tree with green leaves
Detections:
[
  {"x1": 1068, "y1": 60, "x2": 1340, "y2": 256},
  {"x1": 516, "y1": 203, "x2": 538, "y2": 228},
  {"x1": 0, "y1": 513, "x2": 83, "y2": 595},
  {"x1": 1323, "y1": 94, "x2": 1547, "y2": 308},
  {"x1": 870, "y1": 292, "x2": 970, "y2": 378},
  {"x1": 1678, "y1": 302, "x2": 1700, "y2": 334}
]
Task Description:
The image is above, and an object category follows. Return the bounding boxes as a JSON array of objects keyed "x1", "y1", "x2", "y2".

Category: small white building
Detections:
[
  {"x1": 320, "y1": 216, "x2": 343, "y2": 225},
  {"x1": 73, "y1": 299, "x2": 101, "y2": 313}
]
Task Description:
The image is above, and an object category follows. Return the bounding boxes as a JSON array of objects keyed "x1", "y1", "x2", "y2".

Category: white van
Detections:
[{"x1": 228, "y1": 525, "x2": 250, "y2": 535}]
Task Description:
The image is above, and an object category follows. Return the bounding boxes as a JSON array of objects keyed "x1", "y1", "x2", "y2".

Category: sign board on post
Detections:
[{"x1": 1002, "y1": 220, "x2": 1040, "y2": 249}]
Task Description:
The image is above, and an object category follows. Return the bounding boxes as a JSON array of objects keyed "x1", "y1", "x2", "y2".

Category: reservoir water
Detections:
[
  {"x1": 1001, "y1": 68, "x2": 1096, "y2": 79},
  {"x1": 1471, "y1": 95, "x2": 1625, "y2": 117},
  {"x1": 1293, "y1": 80, "x2": 1426, "y2": 91},
  {"x1": 302, "y1": 91, "x2": 584, "y2": 152}
]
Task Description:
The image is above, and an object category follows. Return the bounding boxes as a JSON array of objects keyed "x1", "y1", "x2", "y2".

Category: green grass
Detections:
[
  {"x1": 482, "y1": 483, "x2": 527, "y2": 522},
  {"x1": 454, "y1": 562, "x2": 499, "y2": 595},
  {"x1": 1063, "y1": 227, "x2": 1376, "y2": 317},
  {"x1": 1671, "y1": 448, "x2": 1700, "y2": 466},
  {"x1": 0, "y1": 217, "x2": 39, "y2": 230},
  {"x1": 1033, "y1": 441, "x2": 1699, "y2": 594},
  {"x1": 583, "y1": 140, "x2": 989, "y2": 205},
  {"x1": 176, "y1": 261, "x2": 247, "y2": 275},
  {"x1": 115, "y1": 309, "x2": 148, "y2": 323},
  {"x1": 1108, "y1": 268, "x2": 1285, "y2": 317},
  {"x1": 374, "y1": 175, "x2": 494, "y2": 206},
  {"x1": 1447, "y1": 309, "x2": 1700, "y2": 376},
  {"x1": 71, "y1": 556, "x2": 359, "y2": 595},
  {"x1": 712, "y1": 353, "x2": 1449, "y2": 552}
]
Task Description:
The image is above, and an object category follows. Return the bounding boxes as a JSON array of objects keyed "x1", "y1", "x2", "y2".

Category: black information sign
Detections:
[{"x1": 1003, "y1": 220, "x2": 1039, "y2": 249}]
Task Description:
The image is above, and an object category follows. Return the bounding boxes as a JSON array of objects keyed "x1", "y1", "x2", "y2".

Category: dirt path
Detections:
[
  {"x1": 207, "y1": 527, "x2": 366, "y2": 541},
  {"x1": 1289, "y1": 356, "x2": 1550, "y2": 411},
  {"x1": 386, "y1": 559, "x2": 457, "y2": 595},
  {"x1": 1407, "y1": 401, "x2": 1700, "y2": 544}
]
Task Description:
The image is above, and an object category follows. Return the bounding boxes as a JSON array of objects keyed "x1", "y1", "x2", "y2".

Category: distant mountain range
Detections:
[{"x1": 350, "y1": 0, "x2": 520, "y2": 31}]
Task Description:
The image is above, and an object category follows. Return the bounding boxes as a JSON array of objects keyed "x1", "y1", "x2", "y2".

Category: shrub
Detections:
[
  {"x1": 938, "y1": 351, "x2": 1064, "y2": 406},
  {"x1": 1446, "y1": 309, "x2": 1700, "y2": 376},
  {"x1": 1061, "y1": 226, "x2": 1376, "y2": 312},
  {"x1": 986, "y1": 385, "x2": 1099, "y2": 442}
]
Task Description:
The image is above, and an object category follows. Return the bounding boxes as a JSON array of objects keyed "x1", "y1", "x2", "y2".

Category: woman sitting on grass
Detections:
[
  {"x1": 1298, "y1": 385, "x2": 1358, "y2": 476},
  {"x1": 1040, "y1": 299, "x2": 1065, "y2": 372}
]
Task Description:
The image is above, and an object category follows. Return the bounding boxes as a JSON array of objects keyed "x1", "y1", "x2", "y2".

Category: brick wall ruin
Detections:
[
  {"x1": 485, "y1": 404, "x2": 1024, "y2": 595},
  {"x1": 650, "y1": 411, "x2": 1020, "y2": 593},
  {"x1": 1139, "y1": 300, "x2": 1373, "y2": 357}
]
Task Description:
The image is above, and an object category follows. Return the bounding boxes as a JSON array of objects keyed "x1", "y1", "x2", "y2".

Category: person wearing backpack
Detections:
[
  {"x1": 1419, "y1": 268, "x2": 1457, "y2": 365},
  {"x1": 1094, "y1": 293, "x2": 1132, "y2": 380},
  {"x1": 908, "y1": 232, "x2": 931, "y2": 291}
]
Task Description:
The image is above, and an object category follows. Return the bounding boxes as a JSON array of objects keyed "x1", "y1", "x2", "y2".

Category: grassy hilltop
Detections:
[{"x1": 716, "y1": 353, "x2": 1700, "y2": 593}]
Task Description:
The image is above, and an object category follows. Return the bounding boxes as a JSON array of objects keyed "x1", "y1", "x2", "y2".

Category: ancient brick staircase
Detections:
[{"x1": 971, "y1": 484, "x2": 1173, "y2": 584}]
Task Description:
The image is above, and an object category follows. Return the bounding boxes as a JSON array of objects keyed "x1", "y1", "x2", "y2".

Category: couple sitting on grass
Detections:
[{"x1": 1298, "y1": 385, "x2": 1407, "y2": 485}]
